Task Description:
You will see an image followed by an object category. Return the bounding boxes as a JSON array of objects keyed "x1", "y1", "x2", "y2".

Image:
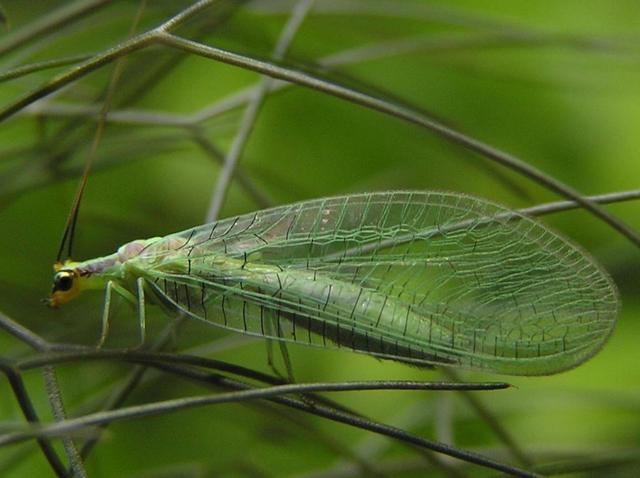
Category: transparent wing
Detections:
[{"x1": 134, "y1": 191, "x2": 618, "y2": 375}]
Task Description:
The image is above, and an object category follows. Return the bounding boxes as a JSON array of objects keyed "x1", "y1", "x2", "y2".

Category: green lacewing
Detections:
[{"x1": 48, "y1": 191, "x2": 618, "y2": 375}]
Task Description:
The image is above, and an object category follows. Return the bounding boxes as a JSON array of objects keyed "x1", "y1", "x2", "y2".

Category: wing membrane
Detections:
[{"x1": 133, "y1": 191, "x2": 618, "y2": 375}]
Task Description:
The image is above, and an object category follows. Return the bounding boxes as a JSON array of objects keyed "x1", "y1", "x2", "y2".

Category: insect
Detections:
[{"x1": 48, "y1": 191, "x2": 618, "y2": 376}]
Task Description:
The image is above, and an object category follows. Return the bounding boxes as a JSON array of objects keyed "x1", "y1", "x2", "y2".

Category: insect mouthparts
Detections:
[{"x1": 41, "y1": 297, "x2": 56, "y2": 308}]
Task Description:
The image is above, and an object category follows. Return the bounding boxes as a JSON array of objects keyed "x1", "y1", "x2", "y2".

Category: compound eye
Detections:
[{"x1": 54, "y1": 272, "x2": 74, "y2": 292}]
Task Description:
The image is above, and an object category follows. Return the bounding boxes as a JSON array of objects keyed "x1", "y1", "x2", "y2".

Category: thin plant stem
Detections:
[
  {"x1": 0, "y1": 373, "x2": 534, "y2": 477},
  {"x1": 442, "y1": 368, "x2": 532, "y2": 467},
  {"x1": 520, "y1": 189, "x2": 640, "y2": 217},
  {"x1": 77, "y1": 316, "x2": 187, "y2": 460},
  {"x1": 0, "y1": 54, "x2": 93, "y2": 82},
  {"x1": 71, "y1": 320, "x2": 411, "y2": 473},
  {"x1": 0, "y1": 0, "x2": 111, "y2": 56},
  {"x1": 24, "y1": 28, "x2": 640, "y2": 128},
  {"x1": 298, "y1": 401, "x2": 446, "y2": 478},
  {"x1": 16, "y1": 349, "x2": 509, "y2": 394},
  {"x1": 190, "y1": 127, "x2": 273, "y2": 209},
  {"x1": 43, "y1": 366, "x2": 87, "y2": 478},
  {"x1": 0, "y1": 1, "x2": 635, "y2": 245},
  {"x1": 74, "y1": 346, "x2": 392, "y2": 477},
  {"x1": 252, "y1": 0, "x2": 638, "y2": 55},
  {"x1": 46, "y1": 5, "x2": 151, "y2": 475},
  {"x1": 326, "y1": 189, "x2": 640, "y2": 262},
  {"x1": 0, "y1": 0, "x2": 221, "y2": 124},
  {"x1": 533, "y1": 452, "x2": 640, "y2": 476},
  {"x1": 0, "y1": 310, "x2": 50, "y2": 350},
  {"x1": 13, "y1": 346, "x2": 518, "y2": 476},
  {"x1": 158, "y1": 32, "x2": 640, "y2": 248},
  {"x1": 0, "y1": 32, "x2": 155, "y2": 123},
  {"x1": 0, "y1": 360, "x2": 67, "y2": 478},
  {"x1": 434, "y1": 393, "x2": 454, "y2": 461},
  {"x1": 205, "y1": 0, "x2": 315, "y2": 222},
  {"x1": 0, "y1": 3, "x2": 636, "y2": 476},
  {"x1": 0, "y1": 310, "x2": 75, "y2": 476}
]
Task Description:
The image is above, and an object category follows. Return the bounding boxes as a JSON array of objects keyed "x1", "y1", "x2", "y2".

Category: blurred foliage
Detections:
[{"x1": 0, "y1": 1, "x2": 639, "y2": 477}]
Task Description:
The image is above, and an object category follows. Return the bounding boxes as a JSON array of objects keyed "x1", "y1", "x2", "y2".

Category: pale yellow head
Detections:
[{"x1": 48, "y1": 261, "x2": 82, "y2": 307}]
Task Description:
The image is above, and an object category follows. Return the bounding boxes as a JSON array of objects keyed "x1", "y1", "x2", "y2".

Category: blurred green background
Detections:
[{"x1": 0, "y1": 1, "x2": 638, "y2": 476}]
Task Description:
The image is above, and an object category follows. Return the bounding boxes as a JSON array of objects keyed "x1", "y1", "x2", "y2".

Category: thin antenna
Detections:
[
  {"x1": 54, "y1": 1, "x2": 147, "y2": 264},
  {"x1": 55, "y1": 156, "x2": 93, "y2": 263}
]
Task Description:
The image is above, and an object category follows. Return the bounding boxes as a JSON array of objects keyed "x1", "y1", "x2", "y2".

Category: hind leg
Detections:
[{"x1": 264, "y1": 315, "x2": 295, "y2": 383}]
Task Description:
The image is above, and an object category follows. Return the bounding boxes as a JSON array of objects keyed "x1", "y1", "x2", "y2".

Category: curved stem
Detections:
[
  {"x1": 158, "y1": 32, "x2": 640, "y2": 248},
  {"x1": 0, "y1": 360, "x2": 67, "y2": 478},
  {"x1": 43, "y1": 366, "x2": 86, "y2": 478},
  {"x1": 0, "y1": 0, "x2": 111, "y2": 56},
  {"x1": 205, "y1": 0, "x2": 315, "y2": 222},
  {"x1": 0, "y1": 376, "x2": 535, "y2": 477}
]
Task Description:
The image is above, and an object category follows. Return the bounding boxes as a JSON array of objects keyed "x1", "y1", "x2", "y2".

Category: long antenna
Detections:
[
  {"x1": 55, "y1": 155, "x2": 94, "y2": 263},
  {"x1": 54, "y1": 1, "x2": 147, "y2": 264}
]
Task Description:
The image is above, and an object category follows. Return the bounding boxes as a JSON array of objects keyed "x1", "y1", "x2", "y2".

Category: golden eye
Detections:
[{"x1": 53, "y1": 271, "x2": 74, "y2": 292}]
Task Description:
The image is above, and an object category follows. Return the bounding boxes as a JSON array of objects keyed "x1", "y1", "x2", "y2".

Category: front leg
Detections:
[
  {"x1": 97, "y1": 280, "x2": 138, "y2": 348},
  {"x1": 97, "y1": 281, "x2": 114, "y2": 349}
]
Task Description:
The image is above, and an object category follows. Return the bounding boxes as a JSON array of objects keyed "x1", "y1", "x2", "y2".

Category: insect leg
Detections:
[
  {"x1": 136, "y1": 277, "x2": 146, "y2": 347},
  {"x1": 96, "y1": 281, "x2": 138, "y2": 347},
  {"x1": 97, "y1": 281, "x2": 114, "y2": 348},
  {"x1": 277, "y1": 340, "x2": 296, "y2": 384},
  {"x1": 263, "y1": 317, "x2": 280, "y2": 378},
  {"x1": 263, "y1": 313, "x2": 296, "y2": 382},
  {"x1": 100, "y1": 281, "x2": 139, "y2": 348},
  {"x1": 265, "y1": 337, "x2": 277, "y2": 376}
]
